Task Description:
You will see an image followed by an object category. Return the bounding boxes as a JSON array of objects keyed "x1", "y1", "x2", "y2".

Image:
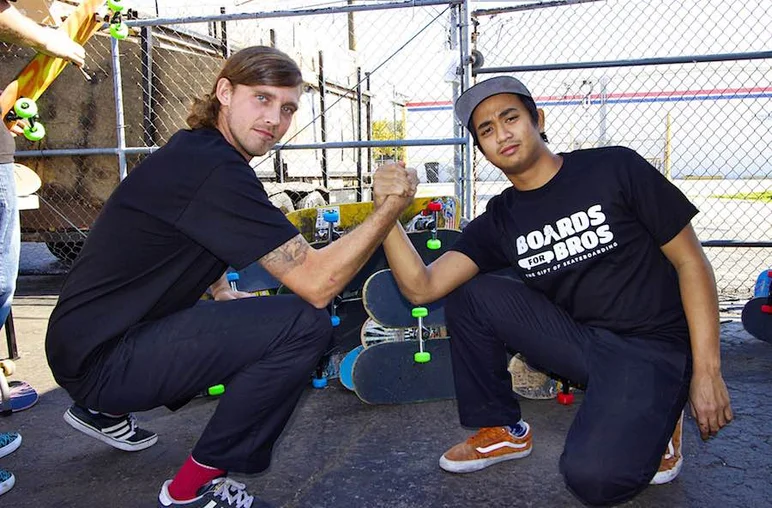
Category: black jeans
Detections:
[
  {"x1": 446, "y1": 274, "x2": 691, "y2": 506},
  {"x1": 66, "y1": 295, "x2": 332, "y2": 474}
]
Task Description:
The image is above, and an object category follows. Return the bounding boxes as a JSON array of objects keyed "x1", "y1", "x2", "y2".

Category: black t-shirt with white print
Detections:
[
  {"x1": 46, "y1": 128, "x2": 300, "y2": 383},
  {"x1": 451, "y1": 146, "x2": 698, "y2": 342}
]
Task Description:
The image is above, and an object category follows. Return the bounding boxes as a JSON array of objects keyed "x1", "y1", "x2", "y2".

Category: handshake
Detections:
[{"x1": 372, "y1": 162, "x2": 419, "y2": 211}]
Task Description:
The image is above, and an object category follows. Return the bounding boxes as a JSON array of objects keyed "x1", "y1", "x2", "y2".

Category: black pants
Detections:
[
  {"x1": 446, "y1": 275, "x2": 691, "y2": 506},
  {"x1": 65, "y1": 295, "x2": 333, "y2": 474}
]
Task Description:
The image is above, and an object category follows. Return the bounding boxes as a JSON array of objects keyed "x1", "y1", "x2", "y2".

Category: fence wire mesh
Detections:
[{"x1": 470, "y1": 0, "x2": 772, "y2": 297}]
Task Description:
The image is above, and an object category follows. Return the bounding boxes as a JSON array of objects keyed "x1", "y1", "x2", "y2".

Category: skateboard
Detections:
[
  {"x1": 508, "y1": 354, "x2": 559, "y2": 400},
  {"x1": 13, "y1": 163, "x2": 42, "y2": 197},
  {"x1": 339, "y1": 345, "x2": 363, "y2": 391},
  {"x1": 1, "y1": 0, "x2": 130, "y2": 141},
  {"x1": 742, "y1": 297, "x2": 771, "y2": 344},
  {"x1": 352, "y1": 338, "x2": 455, "y2": 404},
  {"x1": 754, "y1": 269, "x2": 771, "y2": 298},
  {"x1": 0, "y1": 360, "x2": 39, "y2": 415},
  {"x1": 363, "y1": 269, "x2": 447, "y2": 329},
  {"x1": 286, "y1": 196, "x2": 460, "y2": 243}
]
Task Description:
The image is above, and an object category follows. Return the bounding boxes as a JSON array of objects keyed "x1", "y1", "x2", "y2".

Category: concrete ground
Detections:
[{"x1": 1, "y1": 272, "x2": 771, "y2": 508}]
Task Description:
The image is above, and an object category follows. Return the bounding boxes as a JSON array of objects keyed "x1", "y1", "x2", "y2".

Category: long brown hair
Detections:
[{"x1": 186, "y1": 46, "x2": 304, "y2": 129}]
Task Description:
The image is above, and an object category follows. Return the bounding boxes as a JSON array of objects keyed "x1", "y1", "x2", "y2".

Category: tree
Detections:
[{"x1": 371, "y1": 119, "x2": 405, "y2": 162}]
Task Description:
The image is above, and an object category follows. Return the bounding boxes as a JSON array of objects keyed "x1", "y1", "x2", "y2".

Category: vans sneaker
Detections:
[{"x1": 439, "y1": 421, "x2": 532, "y2": 473}]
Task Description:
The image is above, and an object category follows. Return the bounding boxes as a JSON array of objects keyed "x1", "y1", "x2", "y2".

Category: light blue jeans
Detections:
[{"x1": 0, "y1": 162, "x2": 19, "y2": 326}]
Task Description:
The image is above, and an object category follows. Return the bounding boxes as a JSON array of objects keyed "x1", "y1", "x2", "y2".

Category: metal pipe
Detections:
[
  {"x1": 460, "y1": 0, "x2": 474, "y2": 219},
  {"x1": 278, "y1": 138, "x2": 467, "y2": 150},
  {"x1": 111, "y1": 38, "x2": 128, "y2": 180},
  {"x1": 219, "y1": 6, "x2": 229, "y2": 58},
  {"x1": 478, "y1": 51, "x2": 772, "y2": 74},
  {"x1": 140, "y1": 27, "x2": 157, "y2": 147},
  {"x1": 126, "y1": 0, "x2": 463, "y2": 28},
  {"x1": 450, "y1": 5, "x2": 463, "y2": 202},
  {"x1": 473, "y1": 0, "x2": 604, "y2": 17},
  {"x1": 701, "y1": 241, "x2": 772, "y2": 248},
  {"x1": 356, "y1": 67, "x2": 363, "y2": 201},
  {"x1": 318, "y1": 51, "x2": 328, "y2": 188}
]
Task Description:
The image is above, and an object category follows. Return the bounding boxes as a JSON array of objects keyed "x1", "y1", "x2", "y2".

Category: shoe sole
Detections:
[
  {"x1": 0, "y1": 434, "x2": 21, "y2": 460},
  {"x1": 63, "y1": 410, "x2": 158, "y2": 452},
  {"x1": 0, "y1": 472, "x2": 16, "y2": 496},
  {"x1": 439, "y1": 447, "x2": 532, "y2": 473},
  {"x1": 650, "y1": 457, "x2": 683, "y2": 485}
]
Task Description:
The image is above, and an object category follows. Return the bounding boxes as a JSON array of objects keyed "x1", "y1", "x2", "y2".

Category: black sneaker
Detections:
[
  {"x1": 158, "y1": 477, "x2": 273, "y2": 507},
  {"x1": 63, "y1": 403, "x2": 158, "y2": 452}
]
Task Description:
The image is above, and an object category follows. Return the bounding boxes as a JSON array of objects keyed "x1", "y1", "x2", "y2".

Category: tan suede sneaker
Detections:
[
  {"x1": 651, "y1": 411, "x2": 684, "y2": 485},
  {"x1": 439, "y1": 423, "x2": 532, "y2": 473}
]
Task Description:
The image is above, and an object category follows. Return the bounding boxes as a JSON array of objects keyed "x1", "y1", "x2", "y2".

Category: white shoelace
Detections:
[{"x1": 212, "y1": 478, "x2": 255, "y2": 508}]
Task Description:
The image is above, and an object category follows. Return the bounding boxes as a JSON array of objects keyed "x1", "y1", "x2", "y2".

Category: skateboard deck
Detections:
[
  {"x1": 352, "y1": 339, "x2": 455, "y2": 404},
  {"x1": 1, "y1": 0, "x2": 128, "y2": 138},
  {"x1": 13, "y1": 163, "x2": 42, "y2": 197},
  {"x1": 363, "y1": 269, "x2": 447, "y2": 328},
  {"x1": 742, "y1": 297, "x2": 771, "y2": 344},
  {"x1": 286, "y1": 196, "x2": 460, "y2": 243},
  {"x1": 508, "y1": 354, "x2": 559, "y2": 400},
  {"x1": 339, "y1": 345, "x2": 363, "y2": 391}
]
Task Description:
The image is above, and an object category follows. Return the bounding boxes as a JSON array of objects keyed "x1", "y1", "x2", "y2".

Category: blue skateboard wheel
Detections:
[
  {"x1": 754, "y1": 270, "x2": 771, "y2": 298},
  {"x1": 323, "y1": 210, "x2": 339, "y2": 223},
  {"x1": 331, "y1": 315, "x2": 341, "y2": 327},
  {"x1": 226, "y1": 272, "x2": 240, "y2": 282},
  {"x1": 312, "y1": 377, "x2": 328, "y2": 389},
  {"x1": 339, "y1": 345, "x2": 363, "y2": 391}
]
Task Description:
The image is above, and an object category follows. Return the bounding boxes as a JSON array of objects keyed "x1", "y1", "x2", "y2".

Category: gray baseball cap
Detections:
[{"x1": 454, "y1": 76, "x2": 533, "y2": 129}]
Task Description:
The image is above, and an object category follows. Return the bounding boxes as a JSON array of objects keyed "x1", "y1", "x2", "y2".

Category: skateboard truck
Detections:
[
  {"x1": 425, "y1": 201, "x2": 443, "y2": 251},
  {"x1": 6, "y1": 98, "x2": 46, "y2": 141},
  {"x1": 226, "y1": 272, "x2": 240, "y2": 291},
  {"x1": 106, "y1": 0, "x2": 130, "y2": 40},
  {"x1": 556, "y1": 378, "x2": 574, "y2": 405},
  {"x1": 322, "y1": 209, "x2": 341, "y2": 327},
  {"x1": 412, "y1": 307, "x2": 431, "y2": 363}
]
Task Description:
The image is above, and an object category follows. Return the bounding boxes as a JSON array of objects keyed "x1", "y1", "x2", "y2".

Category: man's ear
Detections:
[
  {"x1": 215, "y1": 78, "x2": 233, "y2": 107},
  {"x1": 537, "y1": 107, "x2": 546, "y2": 133}
]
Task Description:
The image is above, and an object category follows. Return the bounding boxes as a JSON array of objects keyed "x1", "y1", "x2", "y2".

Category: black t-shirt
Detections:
[
  {"x1": 46, "y1": 128, "x2": 299, "y2": 383},
  {"x1": 0, "y1": 125, "x2": 14, "y2": 164},
  {"x1": 451, "y1": 146, "x2": 698, "y2": 342}
]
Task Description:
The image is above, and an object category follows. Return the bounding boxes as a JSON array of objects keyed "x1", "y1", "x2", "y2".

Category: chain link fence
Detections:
[
  {"x1": 469, "y1": 0, "x2": 771, "y2": 298},
  {"x1": 4, "y1": 0, "x2": 768, "y2": 298}
]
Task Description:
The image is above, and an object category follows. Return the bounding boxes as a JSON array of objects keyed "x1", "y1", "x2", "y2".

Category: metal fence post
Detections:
[
  {"x1": 140, "y1": 27, "x2": 157, "y2": 147},
  {"x1": 111, "y1": 37, "x2": 128, "y2": 181},
  {"x1": 460, "y1": 0, "x2": 473, "y2": 219}
]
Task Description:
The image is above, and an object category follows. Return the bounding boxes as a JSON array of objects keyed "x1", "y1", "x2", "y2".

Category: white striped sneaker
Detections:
[
  {"x1": 64, "y1": 403, "x2": 158, "y2": 452},
  {"x1": 439, "y1": 422, "x2": 533, "y2": 473}
]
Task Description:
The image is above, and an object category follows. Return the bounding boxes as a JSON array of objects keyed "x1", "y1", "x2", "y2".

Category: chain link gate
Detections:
[
  {"x1": 469, "y1": 0, "x2": 771, "y2": 298},
  {"x1": 7, "y1": 0, "x2": 469, "y2": 265}
]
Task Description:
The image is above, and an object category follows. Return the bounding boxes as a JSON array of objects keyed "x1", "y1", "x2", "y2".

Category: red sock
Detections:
[{"x1": 168, "y1": 456, "x2": 225, "y2": 501}]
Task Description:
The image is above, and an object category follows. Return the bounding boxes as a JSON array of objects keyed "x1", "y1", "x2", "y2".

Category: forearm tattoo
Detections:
[{"x1": 259, "y1": 234, "x2": 310, "y2": 277}]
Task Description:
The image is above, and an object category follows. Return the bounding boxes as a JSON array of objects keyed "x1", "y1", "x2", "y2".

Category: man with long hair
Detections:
[
  {"x1": 46, "y1": 46, "x2": 418, "y2": 507},
  {"x1": 372, "y1": 76, "x2": 732, "y2": 506}
]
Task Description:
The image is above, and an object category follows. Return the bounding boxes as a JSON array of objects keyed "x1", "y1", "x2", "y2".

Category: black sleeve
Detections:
[
  {"x1": 449, "y1": 210, "x2": 511, "y2": 273},
  {"x1": 621, "y1": 148, "x2": 699, "y2": 245},
  {"x1": 175, "y1": 162, "x2": 299, "y2": 269}
]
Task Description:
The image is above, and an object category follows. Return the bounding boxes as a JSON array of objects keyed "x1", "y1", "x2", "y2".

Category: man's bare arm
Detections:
[{"x1": 0, "y1": 0, "x2": 85, "y2": 65}]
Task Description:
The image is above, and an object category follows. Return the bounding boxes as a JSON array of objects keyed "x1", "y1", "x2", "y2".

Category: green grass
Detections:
[{"x1": 710, "y1": 191, "x2": 772, "y2": 202}]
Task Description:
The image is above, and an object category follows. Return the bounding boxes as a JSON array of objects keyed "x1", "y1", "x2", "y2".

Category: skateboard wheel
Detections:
[
  {"x1": 13, "y1": 98, "x2": 38, "y2": 119},
  {"x1": 24, "y1": 122, "x2": 46, "y2": 141},
  {"x1": 331, "y1": 315, "x2": 341, "y2": 327},
  {"x1": 557, "y1": 392, "x2": 574, "y2": 405},
  {"x1": 411, "y1": 307, "x2": 428, "y2": 318},
  {"x1": 761, "y1": 304, "x2": 772, "y2": 314},
  {"x1": 414, "y1": 351, "x2": 431, "y2": 363},
  {"x1": 322, "y1": 210, "x2": 339, "y2": 223},
  {"x1": 427, "y1": 201, "x2": 443, "y2": 212},
  {"x1": 312, "y1": 377, "x2": 328, "y2": 388},
  {"x1": 0, "y1": 360, "x2": 15, "y2": 377},
  {"x1": 426, "y1": 238, "x2": 441, "y2": 250},
  {"x1": 226, "y1": 272, "x2": 240, "y2": 283},
  {"x1": 110, "y1": 22, "x2": 130, "y2": 40},
  {"x1": 107, "y1": 0, "x2": 127, "y2": 12},
  {"x1": 207, "y1": 384, "x2": 225, "y2": 396}
]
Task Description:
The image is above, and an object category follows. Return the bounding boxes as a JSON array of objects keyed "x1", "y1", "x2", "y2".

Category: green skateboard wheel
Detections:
[
  {"x1": 426, "y1": 238, "x2": 441, "y2": 250},
  {"x1": 110, "y1": 22, "x2": 129, "y2": 40},
  {"x1": 24, "y1": 123, "x2": 45, "y2": 141},
  {"x1": 207, "y1": 384, "x2": 225, "y2": 396},
  {"x1": 107, "y1": 0, "x2": 126, "y2": 12},
  {"x1": 411, "y1": 307, "x2": 428, "y2": 318},
  {"x1": 13, "y1": 98, "x2": 37, "y2": 119},
  {"x1": 414, "y1": 351, "x2": 431, "y2": 363}
]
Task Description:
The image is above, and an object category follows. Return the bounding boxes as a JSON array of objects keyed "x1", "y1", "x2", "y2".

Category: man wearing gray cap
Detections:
[{"x1": 371, "y1": 76, "x2": 732, "y2": 505}]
